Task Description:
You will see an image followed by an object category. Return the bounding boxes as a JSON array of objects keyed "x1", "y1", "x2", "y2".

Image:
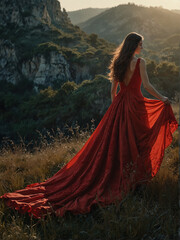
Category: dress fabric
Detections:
[{"x1": 0, "y1": 58, "x2": 178, "y2": 219}]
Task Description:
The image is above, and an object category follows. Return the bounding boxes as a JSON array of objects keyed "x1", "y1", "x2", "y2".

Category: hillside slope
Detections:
[
  {"x1": 79, "y1": 4, "x2": 180, "y2": 47},
  {"x1": 68, "y1": 7, "x2": 109, "y2": 25}
]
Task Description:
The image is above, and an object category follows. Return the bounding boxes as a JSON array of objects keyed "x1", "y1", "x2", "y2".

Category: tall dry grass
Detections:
[{"x1": 0, "y1": 103, "x2": 179, "y2": 240}]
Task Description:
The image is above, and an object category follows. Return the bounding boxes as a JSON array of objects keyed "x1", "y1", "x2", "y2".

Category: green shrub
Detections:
[{"x1": 61, "y1": 81, "x2": 78, "y2": 95}]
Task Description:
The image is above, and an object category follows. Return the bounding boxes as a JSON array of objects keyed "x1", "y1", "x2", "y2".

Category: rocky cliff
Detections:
[
  {"x1": 0, "y1": 0, "x2": 69, "y2": 28},
  {"x1": 0, "y1": 0, "x2": 114, "y2": 88}
]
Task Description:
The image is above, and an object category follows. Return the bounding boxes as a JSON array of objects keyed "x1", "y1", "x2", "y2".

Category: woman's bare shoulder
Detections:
[{"x1": 139, "y1": 57, "x2": 146, "y2": 68}]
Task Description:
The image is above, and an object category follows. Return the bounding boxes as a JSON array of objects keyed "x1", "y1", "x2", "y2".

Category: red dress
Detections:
[{"x1": 0, "y1": 58, "x2": 178, "y2": 219}]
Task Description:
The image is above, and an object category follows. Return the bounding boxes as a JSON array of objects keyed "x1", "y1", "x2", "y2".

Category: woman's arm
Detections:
[
  {"x1": 140, "y1": 58, "x2": 170, "y2": 104},
  {"x1": 111, "y1": 79, "x2": 119, "y2": 102}
]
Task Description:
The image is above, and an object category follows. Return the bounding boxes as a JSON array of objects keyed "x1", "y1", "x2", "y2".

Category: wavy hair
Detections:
[{"x1": 108, "y1": 32, "x2": 144, "y2": 82}]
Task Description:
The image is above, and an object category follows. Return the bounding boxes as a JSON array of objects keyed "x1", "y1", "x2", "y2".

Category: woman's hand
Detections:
[{"x1": 160, "y1": 96, "x2": 171, "y2": 104}]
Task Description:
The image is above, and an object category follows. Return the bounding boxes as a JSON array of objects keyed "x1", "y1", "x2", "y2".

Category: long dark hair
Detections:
[{"x1": 108, "y1": 32, "x2": 144, "y2": 82}]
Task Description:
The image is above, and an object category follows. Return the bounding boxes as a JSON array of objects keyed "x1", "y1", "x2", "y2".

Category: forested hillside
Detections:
[
  {"x1": 0, "y1": 0, "x2": 115, "y2": 144},
  {"x1": 79, "y1": 3, "x2": 180, "y2": 48}
]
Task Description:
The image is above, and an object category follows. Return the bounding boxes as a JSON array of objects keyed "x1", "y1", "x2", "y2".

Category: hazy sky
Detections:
[{"x1": 59, "y1": 0, "x2": 180, "y2": 11}]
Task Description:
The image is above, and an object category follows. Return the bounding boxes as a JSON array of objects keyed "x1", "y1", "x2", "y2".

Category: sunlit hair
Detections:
[{"x1": 108, "y1": 32, "x2": 144, "y2": 82}]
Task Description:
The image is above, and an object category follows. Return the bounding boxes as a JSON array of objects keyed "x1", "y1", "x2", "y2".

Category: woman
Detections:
[
  {"x1": 109, "y1": 32, "x2": 170, "y2": 104},
  {"x1": 0, "y1": 32, "x2": 178, "y2": 219}
]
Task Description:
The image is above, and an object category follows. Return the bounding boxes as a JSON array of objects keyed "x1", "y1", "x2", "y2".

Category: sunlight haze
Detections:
[{"x1": 59, "y1": 0, "x2": 180, "y2": 11}]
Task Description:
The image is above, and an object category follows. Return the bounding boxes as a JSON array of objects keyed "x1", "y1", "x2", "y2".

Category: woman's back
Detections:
[
  {"x1": 119, "y1": 58, "x2": 142, "y2": 94},
  {"x1": 123, "y1": 57, "x2": 139, "y2": 86}
]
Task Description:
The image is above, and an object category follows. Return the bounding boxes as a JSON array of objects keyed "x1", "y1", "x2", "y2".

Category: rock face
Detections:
[
  {"x1": 0, "y1": 0, "x2": 68, "y2": 28},
  {"x1": 72, "y1": 64, "x2": 91, "y2": 83},
  {"x1": 21, "y1": 51, "x2": 71, "y2": 85},
  {"x1": 0, "y1": 0, "x2": 92, "y2": 87},
  {"x1": 0, "y1": 39, "x2": 72, "y2": 85},
  {"x1": 0, "y1": 40, "x2": 20, "y2": 83}
]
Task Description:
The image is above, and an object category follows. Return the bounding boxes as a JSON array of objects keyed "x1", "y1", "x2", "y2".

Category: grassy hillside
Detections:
[
  {"x1": 0, "y1": 110, "x2": 179, "y2": 239},
  {"x1": 68, "y1": 7, "x2": 109, "y2": 25},
  {"x1": 79, "y1": 3, "x2": 180, "y2": 48}
]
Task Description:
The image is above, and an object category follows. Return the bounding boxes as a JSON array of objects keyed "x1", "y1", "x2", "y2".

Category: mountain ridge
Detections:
[
  {"x1": 68, "y1": 7, "x2": 109, "y2": 25},
  {"x1": 78, "y1": 4, "x2": 180, "y2": 47}
]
